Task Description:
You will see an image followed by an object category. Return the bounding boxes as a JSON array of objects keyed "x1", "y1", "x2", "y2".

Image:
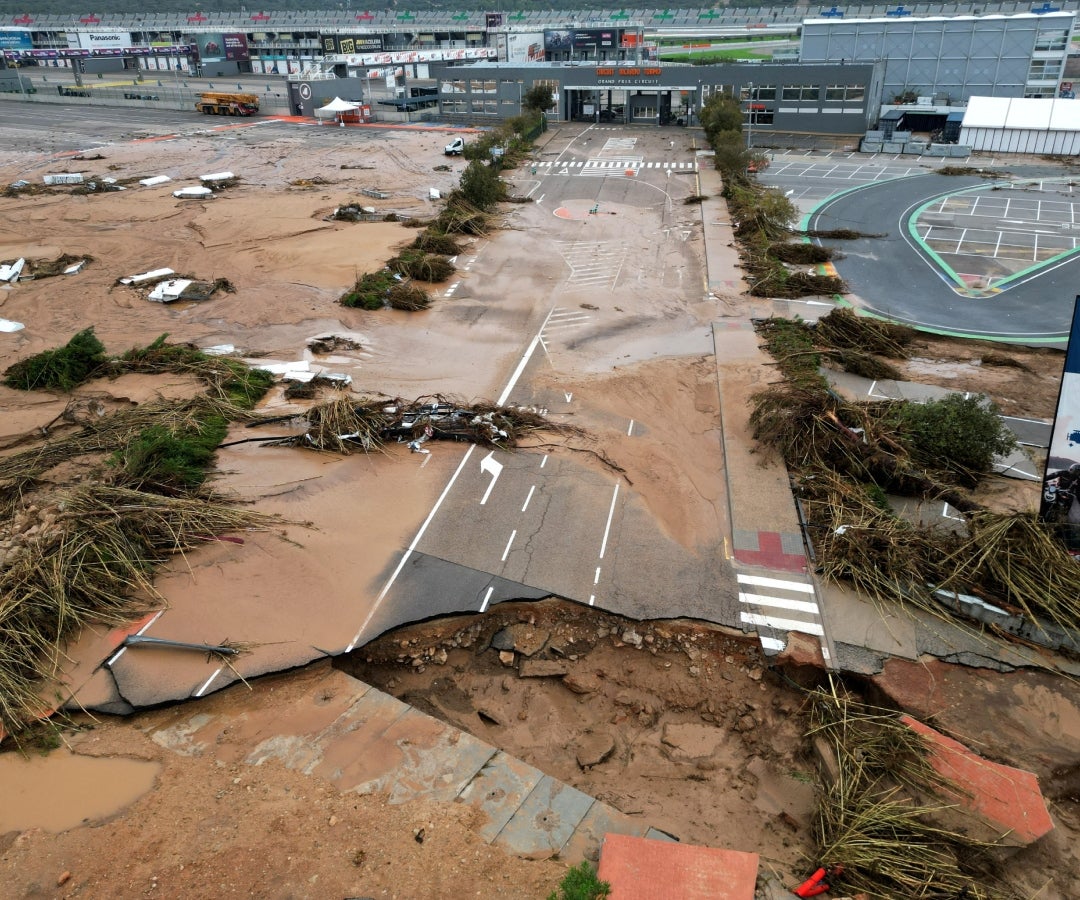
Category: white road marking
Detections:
[
  {"x1": 599, "y1": 482, "x2": 620, "y2": 559},
  {"x1": 501, "y1": 529, "x2": 517, "y2": 562},
  {"x1": 736, "y1": 574, "x2": 814, "y2": 592},
  {"x1": 496, "y1": 335, "x2": 540, "y2": 406},
  {"x1": 480, "y1": 586, "x2": 494, "y2": 613},
  {"x1": 194, "y1": 667, "x2": 223, "y2": 698},
  {"x1": 540, "y1": 455, "x2": 548, "y2": 469},
  {"x1": 345, "y1": 443, "x2": 477, "y2": 652},
  {"x1": 740, "y1": 611, "x2": 825, "y2": 636},
  {"x1": 521, "y1": 484, "x2": 536, "y2": 512},
  {"x1": 106, "y1": 609, "x2": 165, "y2": 667},
  {"x1": 589, "y1": 594, "x2": 596, "y2": 606},
  {"x1": 479, "y1": 450, "x2": 503, "y2": 505},
  {"x1": 738, "y1": 592, "x2": 819, "y2": 615},
  {"x1": 594, "y1": 566, "x2": 602, "y2": 585}
]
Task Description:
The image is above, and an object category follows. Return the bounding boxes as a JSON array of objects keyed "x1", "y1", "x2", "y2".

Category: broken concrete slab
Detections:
[
  {"x1": 598, "y1": 833, "x2": 759, "y2": 900},
  {"x1": 490, "y1": 623, "x2": 549, "y2": 657},
  {"x1": 902, "y1": 715, "x2": 1054, "y2": 847},
  {"x1": 138, "y1": 175, "x2": 171, "y2": 187}
]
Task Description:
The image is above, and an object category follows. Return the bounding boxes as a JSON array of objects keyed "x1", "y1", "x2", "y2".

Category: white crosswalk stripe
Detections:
[
  {"x1": 534, "y1": 159, "x2": 697, "y2": 175},
  {"x1": 541, "y1": 307, "x2": 593, "y2": 343},
  {"x1": 555, "y1": 240, "x2": 627, "y2": 295},
  {"x1": 736, "y1": 572, "x2": 827, "y2": 658},
  {"x1": 601, "y1": 137, "x2": 638, "y2": 151}
]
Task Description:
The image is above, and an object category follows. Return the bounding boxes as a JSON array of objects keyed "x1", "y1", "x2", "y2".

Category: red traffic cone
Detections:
[{"x1": 793, "y1": 865, "x2": 844, "y2": 898}]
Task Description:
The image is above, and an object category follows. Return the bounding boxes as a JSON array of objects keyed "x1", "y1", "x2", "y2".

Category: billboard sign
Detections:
[
  {"x1": 66, "y1": 31, "x2": 131, "y2": 50},
  {"x1": 324, "y1": 35, "x2": 383, "y2": 54},
  {"x1": 0, "y1": 29, "x2": 32, "y2": 50},
  {"x1": 196, "y1": 33, "x2": 250, "y2": 62},
  {"x1": 503, "y1": 32, "x2": 545, "y2": 63},
  {"x1": 571, "y1": 29, "x2": 618, "y2": 50},
  {"x1": 1040, "y1": 295, "x2": 1080, "y2": 549},
  {"x1": 544, "y1": 30, "x2": 572, "y2": 51}
]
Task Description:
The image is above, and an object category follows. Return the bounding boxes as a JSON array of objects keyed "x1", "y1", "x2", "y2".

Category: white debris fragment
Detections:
[
  {"x1": 147, "y1": 278, "x2": 193, "y2": 303},
  {"x1": 139, "y1": 175, "x2": 172, "y2": 187},
  {"x1": 173, "y1": 186, "x2": 214, "y2": 199},
  {"x1": 201, "y1": 344, "x2": 236, "y2": 356},
  {"x1": 63, "y1": 260, "x2": 87, "y2": 275},
  {"x1": 43, "y1": 173, "x2": 84, "y2": 185},
  {"x1": 199, "y1": 171, "x2": 235, "y2": 183},
  {"x1": 0, "y1": 258, "x2": 25, "y2": 282},
  {"x1": 0, "y1": 318, "x2": 25, "y2": 332},
  {"x1": 120, "y1": 267, "x2": 174, "y2": 285}
]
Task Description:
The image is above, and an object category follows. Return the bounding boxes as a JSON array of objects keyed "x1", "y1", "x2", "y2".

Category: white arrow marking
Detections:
[
  {"x1": 480, "y1": 451, "x2": 503, "y2": 505},
  {"x1": 564, "y1": 391, "x2": 573, "y2": 402}
]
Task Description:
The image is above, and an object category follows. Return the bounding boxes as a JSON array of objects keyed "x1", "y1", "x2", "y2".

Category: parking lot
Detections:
[{"x1": 914, "y1": 180, "x2": 1080, "y2": 288}]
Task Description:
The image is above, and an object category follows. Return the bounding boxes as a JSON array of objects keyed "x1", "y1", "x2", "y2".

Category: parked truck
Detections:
[{"x1": 194, "y1": 92, "x2": 260, "y2": 117}]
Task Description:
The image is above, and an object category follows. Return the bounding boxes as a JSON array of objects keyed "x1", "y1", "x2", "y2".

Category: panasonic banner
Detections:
[
  {"x1": 66, "y1": 31, "x2": 131, "y2": 50},
  {"x1": 1040, "y1": 295, "x2": 1080, "y2": 550}
]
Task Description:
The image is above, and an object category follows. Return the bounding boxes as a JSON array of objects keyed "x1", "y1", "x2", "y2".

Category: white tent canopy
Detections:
[
  {"x1": 960, "y1": 96, "x2": 1080, "y2": 155},
  {"x1": 315, "y1": 97, "x2": 361, "y2": 118}
]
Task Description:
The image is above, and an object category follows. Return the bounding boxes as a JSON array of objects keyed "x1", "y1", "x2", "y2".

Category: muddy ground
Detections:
[{"x1": 0, "y1": 114, "x2": 1077, "y2": 899}]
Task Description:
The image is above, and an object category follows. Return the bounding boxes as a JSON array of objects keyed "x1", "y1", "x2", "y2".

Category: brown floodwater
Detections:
[{"x1": 0, "y1": 749, "x2": 160, "y2": 832}]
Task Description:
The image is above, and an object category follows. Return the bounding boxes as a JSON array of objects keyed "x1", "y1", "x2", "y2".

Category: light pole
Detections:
[{"x1": 745, "y1": 81, "x2": 754, "y2": 149}]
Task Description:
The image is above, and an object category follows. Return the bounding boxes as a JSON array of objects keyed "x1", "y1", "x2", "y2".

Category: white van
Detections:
[{"x1": 444, "y1": 136, "x2": 465, "y2": 156}]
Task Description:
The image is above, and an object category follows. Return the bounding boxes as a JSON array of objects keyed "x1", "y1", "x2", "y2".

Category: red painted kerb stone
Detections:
[
  {"x1": 597, "y1": 832, "x2": 759, "y2": 900},
  {"x1": 902, "y1": 715, "x2": 1054, "y2": 845}
]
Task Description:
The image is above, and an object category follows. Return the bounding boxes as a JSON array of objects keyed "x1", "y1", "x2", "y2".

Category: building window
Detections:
[
  {"x1": 825, "y1": 84, "x2": 865, "y2": 102},
  {"x1": 444, "y1": 99, "x2": 467, "y2": 113},
  {"x1": 1024, "y1": 87, "x2": 1056, "y2": 98},
  {"x1": 442, "y1": 79, "x2": 466, "y2": 94},
  {"x1": 1028, "y1": 59, "x2": 1060, "y2": 80},
  {"x1": 740, "y1": 84, "x2": 776, "y2": 101},
  {"x1": 782, "y1": 84, "x2": 819, "y2": 101},
  {"x1": 744, "y1": 107, "x2": 774, "y2": 125},
  {"x1": 1035, "y1": 29, "x2": 1068, "y2": 52},
  {"x1": 470, "y1": 79, "x2": 496, "y2": 94}
]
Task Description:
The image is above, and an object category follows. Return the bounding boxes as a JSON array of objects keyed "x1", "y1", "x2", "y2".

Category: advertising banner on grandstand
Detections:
[
  {"x1": 195, "y1": 33, "x2": 250, "y2": 62},
  {"x1": 66, "y1": 31, "x2": 131, "y2": 50},
  {"x1": 500, "y1": 32, "x2": 545, "y2": 63},
  {"x1": 323, "y1": 35, "x2": 383, "y2": 54},
  {"x1": 0, "y1": 29, "x2": 33, "y2": 50}
]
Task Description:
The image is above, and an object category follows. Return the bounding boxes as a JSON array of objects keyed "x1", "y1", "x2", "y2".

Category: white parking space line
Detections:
[
  {"x1": 480, "y1": 586, "x2": 494, "y2": 613},
  {"x1": 501, "y1": 529, "x2": 517, "y2": 562},
  {"x1": 599, "y1": 483, "x2": 620, "y2": 560}
]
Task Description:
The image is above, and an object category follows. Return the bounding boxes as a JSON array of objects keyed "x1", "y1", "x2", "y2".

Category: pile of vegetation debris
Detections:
[
  {"x1": 0, "y1": 330, "x2": 288, "y2": 740},
  {"x1": 747, "y1": 309, "x2": 1080, "y2": 647},
  {"x1": 699, "y1": 92, "x2": 861, "y2": 299},
  {"x1": 244, "y1": 394, "x2": 584, "y2": 455},
  {"x1": 806, "y1": 682, "x2": 1015, "y2": 899}
]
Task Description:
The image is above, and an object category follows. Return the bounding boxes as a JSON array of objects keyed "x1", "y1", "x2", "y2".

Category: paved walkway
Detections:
[
  {"x1": 697, "y1": 157, "x2": 836, "y2": 667},
  {"x1": 150, "y1": 662, "x2": 671, "y2": 861}
]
